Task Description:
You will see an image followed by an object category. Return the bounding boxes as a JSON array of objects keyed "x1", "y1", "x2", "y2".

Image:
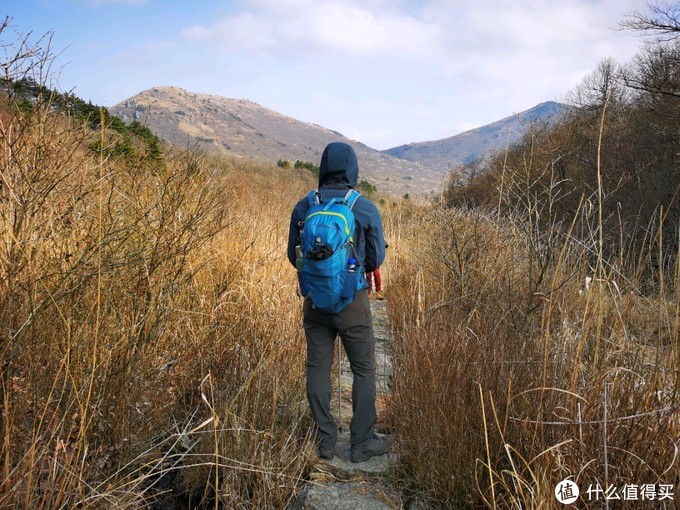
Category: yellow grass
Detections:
[
  {"x1": 0, "y1": 92, "x2": 319, "y2": 507},
  {"x1": 383, "y1": 204, "x2": 679, "y2": 509},
  {"x1": 3, "y1": 31, "x2": 677, "y2": 508}
]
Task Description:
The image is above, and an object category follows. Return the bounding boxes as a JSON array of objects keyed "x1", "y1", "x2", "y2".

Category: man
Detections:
[{"x1": 287, "y1": 142, "x2": 391, "y2": 462}]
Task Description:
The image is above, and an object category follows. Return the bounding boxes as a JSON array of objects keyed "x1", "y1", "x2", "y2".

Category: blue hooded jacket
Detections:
[{"x1": 287, "y1": 142, "x2": 386, "y2": 283}]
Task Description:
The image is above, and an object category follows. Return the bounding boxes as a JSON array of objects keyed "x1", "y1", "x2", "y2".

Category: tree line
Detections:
[
  {"x1": 5, "y1": 75, "x2": 164, "y2": 169},
  {"x1": 443, "y1": 2, "x2": 680, "y2": 285}
]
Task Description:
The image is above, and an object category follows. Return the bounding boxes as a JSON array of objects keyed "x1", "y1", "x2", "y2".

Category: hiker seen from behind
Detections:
[{"x1": 287, "y1": 142, "x2": 391, "y2": 462}]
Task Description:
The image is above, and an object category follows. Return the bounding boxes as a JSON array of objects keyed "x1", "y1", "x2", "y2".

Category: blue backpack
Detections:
[{"x1": 297, "y1": 189, "x2": 366, "y2": 313}]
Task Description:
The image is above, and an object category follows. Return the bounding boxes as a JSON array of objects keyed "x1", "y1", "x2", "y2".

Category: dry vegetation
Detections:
[
  {"x1": 0, "y1": 26, "x2": 322, "y2": 507},
  {"x1": 383, "y1": 202, "x2": 678, "y2": 508},
  {"x1": 3, "y1": 5, "x2": 680, "y2": 509},
  {"x1": 382, "y1": 5, "x2": 680, "y2": 507}
]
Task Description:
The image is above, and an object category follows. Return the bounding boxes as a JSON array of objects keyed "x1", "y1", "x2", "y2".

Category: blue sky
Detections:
[{"x1": 3, "y1": 0, "x2": 648, "y2": 150}]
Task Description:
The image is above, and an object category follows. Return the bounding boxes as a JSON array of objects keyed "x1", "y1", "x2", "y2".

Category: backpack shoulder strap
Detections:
[
  {"x1": 307, "y1": 189, "x2": 321, "y2": 207},
  {"x1": 345, "y1": 189, "x2": 361, "y2": 211}
]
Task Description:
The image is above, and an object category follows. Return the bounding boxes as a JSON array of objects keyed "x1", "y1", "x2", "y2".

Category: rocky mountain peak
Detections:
[{"x1": 111, "y1": 87, "x2": 442, "y2": 198}]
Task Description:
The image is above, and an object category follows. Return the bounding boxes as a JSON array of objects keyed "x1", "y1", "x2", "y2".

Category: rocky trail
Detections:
[{"x1": 291, "y1": 297, "x2": 401, "y2": 510}]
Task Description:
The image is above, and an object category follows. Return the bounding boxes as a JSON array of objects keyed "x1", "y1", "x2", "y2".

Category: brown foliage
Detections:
[
  {"x1": 383, "y1": 204, "x2": 679, "y2": 509},
  {"x1": 0, "y1": 25, "x2": 318, "y2": 508}
]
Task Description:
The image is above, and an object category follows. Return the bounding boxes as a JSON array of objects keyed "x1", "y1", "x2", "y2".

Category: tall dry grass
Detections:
[
  {"x1": 383, "y1": 202, "x2": 678, "y2": 509},
  {"x1": 0, "y1": 69, "x2": 318, "y2": 507}
]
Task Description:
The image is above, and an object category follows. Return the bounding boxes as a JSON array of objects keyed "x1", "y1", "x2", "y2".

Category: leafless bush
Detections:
[
  {"x1": 0, "y1": 24, "x2": 316, "y2": 508},
  {"x1": 384, "y1": 197, "x2": 678, "y2": 509}
]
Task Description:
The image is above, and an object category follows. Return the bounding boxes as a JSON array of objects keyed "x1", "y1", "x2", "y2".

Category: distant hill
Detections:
[
  {"x1": 110, "y1": 88, "x2": 568, "y2": 197},
  {"x1": 383, "y1": 102, "x2": 567, "y2": 173},
  {"x1": 110, "y1": 86, "x2": 442, "y2": 198}
]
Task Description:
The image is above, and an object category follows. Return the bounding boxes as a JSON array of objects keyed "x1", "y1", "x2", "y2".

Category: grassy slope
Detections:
[
  {"x1": 2, "y1": 82, "x2": 677, "y2": 510},
  {"x1": 0, "y1": 94, "x2": 321, "y2": 507}
]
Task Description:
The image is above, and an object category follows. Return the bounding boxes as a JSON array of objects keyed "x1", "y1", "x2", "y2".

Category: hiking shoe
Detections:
[
  {"x1": 318, "y1": 447, "x2": 334, "y2": 460},
  {"x1": 318, "y1": 440, "x2": 335, "y2": 460},
  {"x1": 376, "y1": 291, "x2": 384, "y2": 300},
  {"x1": 350, "y1": 433, "x2": 392, "y2": 463}
]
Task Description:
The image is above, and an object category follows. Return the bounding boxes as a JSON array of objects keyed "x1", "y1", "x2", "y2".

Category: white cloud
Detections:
[
  {"x1": 182, "y1": 12, "x2": 279, "y2": 54},
  {"x1": 13, "y1": 0, "x2": 654, "y2": 151},
  {"x1": 173, "y1": 0, "x2": 648, "y2": 148},
  {"x1": 308, "y1": 3, "x2": 440, "y2": 57},
  {"x1": 181, "y1": 25, "x2": 213, "y2": 40},
  {"x1": 181, "y1": 0, "x2": 441, "y2": 59}
]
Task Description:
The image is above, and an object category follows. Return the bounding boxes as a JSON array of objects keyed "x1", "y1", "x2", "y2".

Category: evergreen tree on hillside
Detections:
[
  {"x1": 294, "y1": 160, "x2": 320, "y2": 177},
  {"x1": 357, "y1": 179, "x2": 377, "y2": 196},
  {"x1": 5, "y1": 73, "x2": 163, "y2": 169}
]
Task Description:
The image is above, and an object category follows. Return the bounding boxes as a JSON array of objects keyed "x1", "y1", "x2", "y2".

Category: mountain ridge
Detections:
[
  {"x1": 382, "y1": 101, "x2": 566, "y2": 173},
  {"x1": 110, "y1": 86, "x2": 442, "y2": 197},
  {"x1": 110, "y1": 86, "x2": 565, "y2": 197}
]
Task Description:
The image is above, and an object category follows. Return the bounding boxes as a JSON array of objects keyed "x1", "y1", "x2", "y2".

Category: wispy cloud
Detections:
[
  {"x1": 181, "y1": 0, "x2": 441, "y2": 59},
  {"x1": 25, "y1": 0, "x2": 648, "y2": 149},
  {"x1": 175, "y1": 0, "x2": 645, "y2": 148}
]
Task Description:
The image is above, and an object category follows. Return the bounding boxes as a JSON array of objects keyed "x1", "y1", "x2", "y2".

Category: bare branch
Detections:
[{"x1": 620, "y1": 1, "x2": 680, "y2": 41}]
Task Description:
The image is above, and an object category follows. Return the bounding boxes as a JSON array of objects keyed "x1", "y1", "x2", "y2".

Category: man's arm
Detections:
[
  {"x1": 287, "y1": 204, "x2": 304, "y2": 267},
  {"x1": 363, "y1": 203, "x2": 385, "y2": 273}
]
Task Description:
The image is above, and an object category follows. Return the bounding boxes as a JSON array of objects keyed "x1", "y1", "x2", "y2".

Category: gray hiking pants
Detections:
[{"x1": 303, "y1": 289, "x2": 376, "y2": 447}]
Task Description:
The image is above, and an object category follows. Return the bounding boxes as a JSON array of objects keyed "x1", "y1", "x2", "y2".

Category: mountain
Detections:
[
  {"x1": 110, "y1": 88, "x2": 567, "y2": 197},
  {"x1": 382, "y1": 101, "x2": 567, "y2": 174},
  {"x1": 110, "y1": 86, "x2": 442, "y2": 198}
]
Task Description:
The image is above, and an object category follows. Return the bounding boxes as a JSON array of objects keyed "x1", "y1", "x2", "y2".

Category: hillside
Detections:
[
  {"x1": 383, "y1": 101, "x2": 567, "y2": 173},
  {"x1": 110, "y1": 86, "x2": 442, "y2": 198}
]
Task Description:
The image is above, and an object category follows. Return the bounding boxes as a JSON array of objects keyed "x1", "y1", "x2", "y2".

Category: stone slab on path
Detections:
[
  {"x1": 323, "y1": 430, "x2": 397, "y2": 477},
  {"x1": 290, "y1": 481, "x2": 396, "y2": 510}
]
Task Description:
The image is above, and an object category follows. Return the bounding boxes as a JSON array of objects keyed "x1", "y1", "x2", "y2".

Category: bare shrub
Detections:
[
  {"x1": 0, "y1": 24, "x2": 316, "y2": 508},
  {"x1": 384, "y1": 200, "x2": 678, "y2": 509}
]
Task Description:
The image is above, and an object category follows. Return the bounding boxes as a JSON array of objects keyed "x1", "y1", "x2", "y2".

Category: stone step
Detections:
[
  {"x1": 320, "y1": 430, "x2": 397, "y2": 478},
  {"x1": 289, "y1": 481, "x2": 397, "y2": 510}
]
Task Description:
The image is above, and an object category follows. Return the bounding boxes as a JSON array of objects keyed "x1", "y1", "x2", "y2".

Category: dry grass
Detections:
[
  {"x1": 383, "y1": 203, "x2": 678, "y2": 509},
  {"x1": 4, "y1": 26, "x2": 677, "y2": 509},
  {"x1": 0, "y1": 77, "x2": 319, "y2": 507}
]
